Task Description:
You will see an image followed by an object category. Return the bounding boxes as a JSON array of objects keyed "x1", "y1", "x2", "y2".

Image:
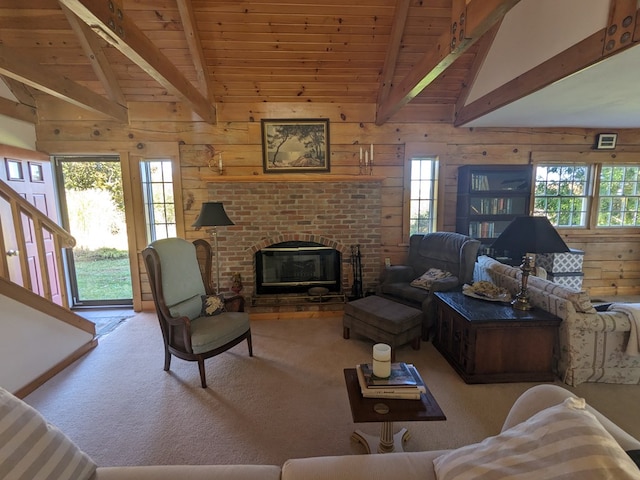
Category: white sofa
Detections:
[
  {"x1": 2, "y1": 385, "x2": 639, "y2": 480},
  {"x1": 474, "y1": 255, "x2": 640, "y2": 386}
]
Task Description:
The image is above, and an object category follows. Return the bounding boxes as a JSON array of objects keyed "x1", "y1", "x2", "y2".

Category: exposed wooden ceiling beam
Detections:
[
  {"x1": 0, "y1": 95, "x2": 37, "y2": 124},
  {"x1": 454, "y1": 4, "x2": 640, "y2": 127},
  {"x1": 176, "y1": 0, "x2": 210, "y2": 100},
  {"x1": 0, "y1": 44, "x2": 128, "y2": 123},
  {"x1": 1, "y1": 77, "x2": 36, "y2": 108},
  {"x1": 376, "y1": 0, "x2": 411, "y2": 105},
  {"x1": 60, "y1": 3, "x2": 127, "y2": 106},
  {"x1": 58, "y1": 0, "x2": 217, "y2": 124},
  {"x1": 375, "y1": 0, "x2": 521, "y2": 125}
]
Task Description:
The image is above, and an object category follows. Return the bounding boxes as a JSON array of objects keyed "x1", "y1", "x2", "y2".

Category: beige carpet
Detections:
[{"x1": 24, "y1": 312, "x2": 640, "y2": 468}]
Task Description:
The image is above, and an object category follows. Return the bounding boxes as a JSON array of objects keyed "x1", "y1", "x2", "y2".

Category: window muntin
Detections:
[
  {"x1": 534, "y1": 164, "x2": 590, "y2": 227},
  {"x1": 140, "y1": 160, "x2": 176, "y2": 242},
  {"x1": 409, "y1": 157, "x2": 438, "y2": 235},
  {"x1": 598, "y1": 165, "x2": 640, "y2": 227}
]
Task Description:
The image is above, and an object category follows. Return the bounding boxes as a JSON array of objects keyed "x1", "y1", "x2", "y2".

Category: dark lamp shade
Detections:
[
  {"x1": 491, "y1": 216, "x2": 569, "y2": 260},
  {"x1": 192, "y1": 202, "x2": 234, "y2": 228}
]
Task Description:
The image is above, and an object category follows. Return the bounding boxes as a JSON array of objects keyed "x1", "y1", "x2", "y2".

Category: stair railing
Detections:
[{"x1": 0, "y1": 178, "x2": 75, "y2": 308}]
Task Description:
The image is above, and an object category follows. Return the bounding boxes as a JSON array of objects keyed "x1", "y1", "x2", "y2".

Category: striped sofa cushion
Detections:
[
  {"x1": 433, "y1": 396, "x2": 640, "y2": 480},
  {"x1": 0, "y1": 387, "x2": 96, "y2": 480}
]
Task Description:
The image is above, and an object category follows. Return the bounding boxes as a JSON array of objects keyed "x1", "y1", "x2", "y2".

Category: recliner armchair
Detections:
[
  {"x1": 377, "y1": 232, "x2": 480, "y2": 340},
  {"x1": 142, "y1": 237, "x2": 252, "y2": 388}
]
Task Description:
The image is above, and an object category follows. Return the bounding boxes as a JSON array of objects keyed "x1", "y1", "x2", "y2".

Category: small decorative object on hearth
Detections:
[
  {"x1": 230, "y1": 272, "x2": 243, "y2": 294},
  {"x1": 372, "y1": 343, "x2": 392, "y2": 378},
  {"x1": 512, "y1": 255, "x2": 534, "y2": 311}
]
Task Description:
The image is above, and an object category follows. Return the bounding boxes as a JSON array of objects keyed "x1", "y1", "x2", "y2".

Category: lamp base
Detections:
[{"x1": 511, "y1": 293, "x2": 532, "y2": 311}]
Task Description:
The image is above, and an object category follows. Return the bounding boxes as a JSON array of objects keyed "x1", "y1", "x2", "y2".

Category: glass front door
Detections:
[{"x1": 55, "y1": 157, "x2": 133, "y2": 306}]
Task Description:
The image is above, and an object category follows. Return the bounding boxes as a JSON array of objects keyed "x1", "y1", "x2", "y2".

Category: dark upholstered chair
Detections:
[
  {"x1": 142, "y1": 237, "x2": 252, "y2": 388},
  {"x1": 377, "y1": 232, "x2": 481, "y2": 340}
]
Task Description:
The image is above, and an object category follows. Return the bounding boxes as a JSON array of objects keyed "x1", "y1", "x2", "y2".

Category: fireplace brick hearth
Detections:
[{"x1": 193, "y1": 180, "x2": 382, "y2": 311}]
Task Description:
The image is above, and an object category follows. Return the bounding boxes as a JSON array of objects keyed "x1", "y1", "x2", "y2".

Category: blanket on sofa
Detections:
[{"x1": 608, "y1": 303, "x2": 640, "y2": 356}]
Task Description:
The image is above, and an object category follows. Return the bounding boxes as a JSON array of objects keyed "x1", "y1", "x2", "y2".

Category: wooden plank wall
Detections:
[{"x1": 33, "y1": 98, "x2": 640, "y2": 307}]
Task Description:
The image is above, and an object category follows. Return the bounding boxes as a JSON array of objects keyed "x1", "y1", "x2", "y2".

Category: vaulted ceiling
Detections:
[{"x1": 0, "y1": 0, "x2": 638, "y2": 127}]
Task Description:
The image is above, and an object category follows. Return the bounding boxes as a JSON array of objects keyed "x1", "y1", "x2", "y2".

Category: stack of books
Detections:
[{"x1": 355, "y1": 362, "x2": 426, "y2": 400}]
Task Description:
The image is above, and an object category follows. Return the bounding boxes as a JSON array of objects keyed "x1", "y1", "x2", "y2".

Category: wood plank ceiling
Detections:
[
  {"x1": 1, "y1": 1, "x2": 637, "y2": 127},
  {"x1": 0, "y1": 0, "x2": 521, "y2": 125}
]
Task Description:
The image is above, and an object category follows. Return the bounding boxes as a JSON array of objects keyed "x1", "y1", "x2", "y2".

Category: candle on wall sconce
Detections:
[
  {"x1": 218, "y1": 152, "x2": 223, "y2": 174},
  {"x1": 358, "y1": 143, "x2": 374, "y2": 175}
]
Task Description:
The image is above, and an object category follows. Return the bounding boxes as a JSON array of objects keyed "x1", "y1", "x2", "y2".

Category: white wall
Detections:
[
  {"x1": 0, "y1": 294, "x2": 93, "y2": 393},
  {"x1": 467, "y1": 0, "x2": 610, "y2": 103},
  {"x1": 0, "y1": 81, "x2": 37, "y2": 150}
]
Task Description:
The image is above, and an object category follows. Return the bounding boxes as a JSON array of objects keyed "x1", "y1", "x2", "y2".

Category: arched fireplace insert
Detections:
[{"x1": 255, "y1": 241, "x2": 341, "y2": 295}]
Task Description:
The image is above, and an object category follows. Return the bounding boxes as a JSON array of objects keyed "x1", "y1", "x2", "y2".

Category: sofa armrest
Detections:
[
  {"x1": 380, "y1": 265, "x2": 416, "y2": 284},
  {"x1": 502, "y1": 385, "x2": 640, "y2": 452},
  {"x1": 565, "y1": 311, "x2": 632, "y2": 333},
  {"x1": 429, "y1": 276, "x2": 460, "y2": 292}
]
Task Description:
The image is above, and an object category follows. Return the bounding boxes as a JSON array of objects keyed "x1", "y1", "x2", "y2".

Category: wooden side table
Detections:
[
  {"x1": 433, "y1": 291, "x2": 561, "y2": 383},
  {"x1": 343, "y1": 368, "x2": 445, "y2": 453}
]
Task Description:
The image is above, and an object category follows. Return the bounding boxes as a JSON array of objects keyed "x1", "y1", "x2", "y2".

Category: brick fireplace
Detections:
[{"x1": 196, "y1": 180, "x2": 382, "y2": 309}]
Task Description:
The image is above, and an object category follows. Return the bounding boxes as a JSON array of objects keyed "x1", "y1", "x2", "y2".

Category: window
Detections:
[
  {"x1": 5, "y1": 159, "x2": 24, "y2": 180},
  {"x1": 598, "y1": 165, "x2": 640, "y2": 227},
  {"x1": 409, "y1": 157, "x2": 438, "y2": 235},
  {"x1": 534, "y1": 162, "x2": 640, "y2": 228},
  {"x1": 140, "y1": 160, "x2": 176, "y2": 241},
  {"x1": 534, "y1": 165, "x2": 590, "y2": 227}
]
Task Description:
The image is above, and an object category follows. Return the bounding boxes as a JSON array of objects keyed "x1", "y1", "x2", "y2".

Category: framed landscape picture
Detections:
[{"x1": 261, "y1": 118, "x2": 330, "y2": 173}]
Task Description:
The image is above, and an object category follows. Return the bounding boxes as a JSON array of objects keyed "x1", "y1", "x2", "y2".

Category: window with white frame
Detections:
[
  {"x1": 409, "y1": 157, "x2": 438, "y2": 235},
  {"x1": 140, "y1": 160, "x2": 176, "y2": 241},
  {"x1": 534, "y1": 162, "x2": 640, "y2": 228},
  {"x1": 534, "y1": 164, "x2": 590, "y2": 227},
  {"x1": 598, "y1": 165, "x2": 640, "y2": 227}
]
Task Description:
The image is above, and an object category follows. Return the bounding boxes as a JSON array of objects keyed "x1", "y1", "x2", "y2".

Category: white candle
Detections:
[
  {"x1": 365, "y1": 151, "x2": 369, "y2": 166},
  {"x1": 372, "y1": 343, "x2": 391, "y2": 378},
  {"x1": 359, "y1": 147, "x2": 363, "y2": 165},
  {"x1": 218, "y1": 153, "x2": 223, "y2": 172},
  {"x1": 370, "y1": 143, "x2": 374, "y2": 164}
]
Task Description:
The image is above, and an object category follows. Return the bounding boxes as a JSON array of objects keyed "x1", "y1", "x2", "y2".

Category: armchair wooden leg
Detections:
[
  {"x1": 197, "y1": 358, "x2": 207, "y2": 388},
  {"x1": 247, "y1": 333, "x2": 253, "y2": 357},
  {"x1": 164, "y1": 350, "x2": 171, "y2": 371}
]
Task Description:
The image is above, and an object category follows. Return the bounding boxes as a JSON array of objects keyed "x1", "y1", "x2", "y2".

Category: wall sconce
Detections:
[
  {"x1": 358, "y1": 144, "x2": 374, "y2": 175},
  {"x1": 594, "y1": 133, "x2": 617, "y2": 150},
  {"x1": 206, "y1": 145, "x2": 224, "y2": 175}
]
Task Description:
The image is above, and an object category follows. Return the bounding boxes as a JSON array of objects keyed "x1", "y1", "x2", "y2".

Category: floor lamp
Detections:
[{"x1": 192, "y1": 202, "x2": 234, "y2": 293}]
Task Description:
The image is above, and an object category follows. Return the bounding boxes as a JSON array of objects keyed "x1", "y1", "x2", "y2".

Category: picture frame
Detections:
[{"x1": 261, "y1": 118, "x2": 330, "y2": 173}]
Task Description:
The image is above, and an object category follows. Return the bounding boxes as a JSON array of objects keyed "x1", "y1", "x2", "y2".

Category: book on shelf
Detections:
[
  {"x1": 355, "y1": 364, "x2": 425, "y2": 400},
  {"x1": 359, "y1": 362, "x2": 417, "y2": 388}
]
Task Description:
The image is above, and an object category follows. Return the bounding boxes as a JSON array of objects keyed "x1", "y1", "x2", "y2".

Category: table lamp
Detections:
[
  {"x1": 192, "y1": 202, "x2": 234, "y2": 293},
  {"x1": 491, "y1": 216, "x2": 569, "y2": 310}
]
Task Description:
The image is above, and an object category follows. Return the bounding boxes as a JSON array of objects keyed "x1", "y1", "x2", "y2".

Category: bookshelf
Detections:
[{"x1": 456, "y1": 165, "x2": 533, "y2": 255}]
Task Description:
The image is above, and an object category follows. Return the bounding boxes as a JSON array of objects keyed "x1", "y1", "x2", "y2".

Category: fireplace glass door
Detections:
[{"x1": 255, "y1": 241, "x2": 340, "y2": 294}]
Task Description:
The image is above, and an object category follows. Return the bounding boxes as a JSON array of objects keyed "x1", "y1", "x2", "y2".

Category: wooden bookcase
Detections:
[{"x1": 456, "y1": 165, "x2": 533, "y2": 255}]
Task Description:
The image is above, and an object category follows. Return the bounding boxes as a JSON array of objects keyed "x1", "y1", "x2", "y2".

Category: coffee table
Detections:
[{"x1": 343, "y1": 368, "x2": 446, "y2": 454}]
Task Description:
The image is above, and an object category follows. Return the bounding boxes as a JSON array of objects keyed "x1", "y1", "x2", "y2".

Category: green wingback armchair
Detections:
[{"x1": 142, "y1": 237, "x2": 252, "y2": 388}]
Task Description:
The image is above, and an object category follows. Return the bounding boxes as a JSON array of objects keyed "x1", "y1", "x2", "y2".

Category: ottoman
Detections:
[{"x1": 343, "y1": 295, "x2": 422, "y2": 360}]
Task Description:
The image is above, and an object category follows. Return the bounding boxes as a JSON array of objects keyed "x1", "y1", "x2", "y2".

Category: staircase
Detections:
[{"x1": 0, "y1": 178, "x2": 96, "y2": 398}]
